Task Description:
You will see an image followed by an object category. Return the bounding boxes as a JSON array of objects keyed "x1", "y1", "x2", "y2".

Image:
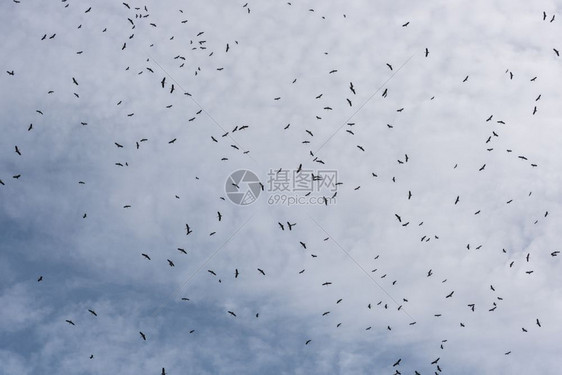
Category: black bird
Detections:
[
  {"x1": 402, "y1": 21, "x2": 409, "y2": 27},
  {"x1": 217, "y1": 211, "x2": 222, "y2": 221},
  {"x1": 425, "y1": 48, "x2": 429, "y2": 57},
  {"x1": 177, "y1": 248, "x2": 187, "y2": 254},
  {"x1": 141, "y1": 253, "x2": 151, "y2": 260},
  {"x1": 167, "y1": 259, "x2": 175, "y2": 267},
  {"x1": 536, "y1": 318, "x2": 541, "y2": 327},
  {"x1": 349, "y1": 82, "x2": 355, "y2": 95},
  {"x1": 208, "y1": 270, "x2": 217, "y2": 276},
  {"x1": 305, "y1": 339, "x2": 311, "y2": 345},
  {"x1": 300, "y1": 241, "x2": 307, "y2": 249},
  {"x1": 287, "y1": 222, "x2": 295, "y2": 230},
  {"x1": 393, "y1": 358, "x2": 401, "y2": 366},
  {"x1": 15, "y1": 146, "x2": 21, "y2": 155},
  {"x1": 386, "y1": 63, "x2": 393, "y2": 70},
  {"x1": 6, "y1": 70, "x2": 14, "y2": 76},
  {"x1": 37, "y1": 276, "x2": 43, "y2": 282},
  {"x1": 257, "y1": 268, "x2": 265, "y2": 275},
  {"x1": 139, "y1": 331, "x2": 146, "y2": 340},
  {"x1": 446, "y1": 291, "x2": 454, "y2": 298},
  {"x1": 554, "y1": 48, "x2": 560, "y2": 57},
  {"x1": 235, "y1": 269, "x2": 239, "y2": 278},
  {"x1": 186, "y1": 224, "x2": 192, "y2": 235},
  {"x1": 463, "y1": 75, "x2": 469, "y2": 82},
  {"x1": 66, "y1": 320, "x2": 75, "y2": 326},
  {"x1": 228, "y1": 311, "x2": 237, "y2": 317}
]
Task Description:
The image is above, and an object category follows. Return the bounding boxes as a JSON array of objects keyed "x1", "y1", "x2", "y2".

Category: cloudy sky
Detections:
[{"x1": 1, "y1": 0, "x2": 562, "y2": 374}]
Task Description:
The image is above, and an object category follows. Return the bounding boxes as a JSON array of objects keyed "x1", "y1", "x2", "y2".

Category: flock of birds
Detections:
[{"x1": 2, "y1": 1, "x2": 560, "y2": 374}]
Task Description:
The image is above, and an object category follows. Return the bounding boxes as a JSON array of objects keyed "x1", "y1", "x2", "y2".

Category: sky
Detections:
[{"x1": 1, "y1": 0, "x2": 562, "y2": 374}]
